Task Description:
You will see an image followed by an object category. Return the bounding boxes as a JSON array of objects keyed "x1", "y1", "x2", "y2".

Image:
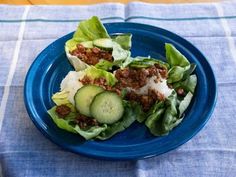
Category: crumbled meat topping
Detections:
[
  {"x1": 79, "y1": 75, "x2": 92, "y2": 85},
  {"x1": 70, "y1": 44, "x2": 113, "y2": 65},
  {"x1": 126, "y1": 89, "x2": 165, "y2": 112},
  {"x1": 177, "y1": 88, "x2": 185, "y2": 96},
  {"x1": 56, "y1": 105, "x2": 71, "y2": 118},
  {"x1": 167, "y1": 83, "x2": 173, "y2": 89},
  {"x1": 74, "y1": 114, "x2": 98, "y2": 129},
  {"x1": 80, "y1": 76, "x2": 121, "y2": 95},
  {"x1": 115, "y1": 64, "x2": 168, "y2": 89},
  {"x1": 56, "y1": 104, "x2": 99, "y2": 129}
]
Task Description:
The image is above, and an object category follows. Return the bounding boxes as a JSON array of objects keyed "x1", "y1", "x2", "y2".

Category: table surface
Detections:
[
  {"x1": 0, "y1": 1, "x2": 236, "y2": 177},
  {"x1": 1, "y1": 0, "x2": 221, "y2": 5}
]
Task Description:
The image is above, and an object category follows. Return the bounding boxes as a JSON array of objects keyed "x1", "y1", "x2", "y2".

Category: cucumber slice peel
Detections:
[
  {"x1": 93, "y1": 38, "x2": 113, "y2": 50},
  {"x1": 74, "y1": 85, "x2": 104, "y2": 117},
  {"x1": 80, "y1": 41, "x2": 94, "y2": 48}
]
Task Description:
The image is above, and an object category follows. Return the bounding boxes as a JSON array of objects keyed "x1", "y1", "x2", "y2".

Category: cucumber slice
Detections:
[
  {"x1": 90, "y1": 91, "x2": 124, "y2": 124},
  {"x1": 80, "y1": 41, "x2": 93, "y2": 48},
  {"x1": 93, "y1": 38, "x2": 113, "y2": 50},
  {"x1": 74, "y1": 85, "x2": 104, "y2": 117}
]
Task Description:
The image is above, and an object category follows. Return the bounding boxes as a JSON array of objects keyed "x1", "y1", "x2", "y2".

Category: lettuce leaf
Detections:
[
  {"x1": 112, "y1": 34, "x2": 132, "y2": 50},
  {"x1": 48, "y1": 106, "x2": 77, "y2": 133},
  {"x1": 84, "y1": 66, "x2": 117, "y2": 86},
  {"x1": 111, "y1": 34, "x2": 132, "y2": 65},
  {"x1": 112, "y1": 42, "x2": 131, "y2": 62},
  {"x1": 161, "y1": 92, "x2": 194, "y2": 134},
  {"x1": 65, "y1": 50, "x2": 89, "y2": 71},
  {"x1": 178, "y1": 92, "x2": 193, "y2": 116},
  {"x1": 73, "y1": 124, "x2": 107, "y2": 140},
  {"x1": 48, "y1": 100, "x2": 139, "y2": 140},
  {"x1": 66, "y1": 16, "x2": 110, "y2": 52},
  {"x1": 167, "y1": 63, "x2": 196, "y2": 84},
  {"x1": 161, "y1": 92, "x2": 179, "y2": 134},
  {"x1": 59, "y1": 71, "x2": 85, "y2": 105},
  {"x1": 167, "y1": 66, "x2": 186, "y2": 83},
  {"x1": 173, "y1": 74, "x2": 197, "y2": 93},
  {"x1": 145, "y1": 101, "x2": 165, "y2": 123},
  {"x1": 144, "y1": 90, "x2": 194, "y2": 136},
  {"x1": 65, "y1": 39, "x2": 79, "y2": 52},
  {"x1": 165, "y1": 43, "x2": 197, "y2": 95},
  {"x1": 165, "y1": 43, "x2": 190, "y2": 67},
  {"x1": 73, "y1": 16, "x2": 110, "y2": 42},
  {"x1": 119, "y1": 56, "x2": 133, "y2": 68},
  {"x1": 132, "y1": 102, "x2": 146, "y2": 123},
  {"x1": 182, "y1": 64, "x2": 196, "y2": 80},
  {"x1": 144, "y1": 92, "x2": 179, "y2": 136},
  {"x1": 95, "y1": 60, "x2": 114, "y2": 71},
  {"x1": 121, "y1": 56, "x2": 169, "y2": 69},
  {"x1": 52, "y1": 90, "x2": 70, "y2": 106},
  {"x1": 48, "y1": 105, "x2": 107, "y2": 140},
  {"x1": 96, "y1": 101, "x2": 138, "y2": 140},
  {"x1": 145, "y1": 107, "x2": 165, "y2": 136}
]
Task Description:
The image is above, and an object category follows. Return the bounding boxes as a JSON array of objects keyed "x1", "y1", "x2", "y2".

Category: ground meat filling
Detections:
[
  {"x1": 115, "y1": 65, "x2": 168, "y2": 111},
  {"x1": 70, "y1": 44, "x2": 113, "y2": 65},
  {"x1": 126, "y1": 89, "x2": 165, "y2": 112},
  {"x1": 79, "y1": 76, "x2": 121, "y2": 95},
  {"x1": 56, "y1": 105, "x2": 71, "y2": 118},
  {"x1": 55, "y1": 105, "x2": 99, "y2": 129},
  {"x1": 74, "y1": 114, "x2": 99, "y2": 129},
  {"x1": 177, "y1": 88, "x2": 185, "y2": 96},
  {"x1": 114, "y1": 64, "x2": 168, "y2": 89}
]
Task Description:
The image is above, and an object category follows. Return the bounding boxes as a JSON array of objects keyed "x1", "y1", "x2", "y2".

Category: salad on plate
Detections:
[{"x1": 48, "y1": 16, "x2": 197, "y2": 140}]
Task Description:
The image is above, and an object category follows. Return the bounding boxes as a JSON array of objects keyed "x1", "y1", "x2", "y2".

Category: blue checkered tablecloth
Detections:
[{"x1": 0, "y1": 2, "x2": 236, "y2": 177}]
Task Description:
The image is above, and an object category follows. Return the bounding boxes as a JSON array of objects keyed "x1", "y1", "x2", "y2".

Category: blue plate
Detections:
[{"x1": 24, "y1": 23, "x2": 217, "y2": 160}]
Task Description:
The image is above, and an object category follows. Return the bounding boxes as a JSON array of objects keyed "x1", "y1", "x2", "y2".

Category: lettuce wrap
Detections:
[
  {"x1": 134, "y1": 43, "x2": 197, "y2": 135},
  {"x1": 48, "y1": 67, "x2": 138, "y2": 140},
  {"x1": 65, "y1": 16, "x2": 131, "y2": 71}
]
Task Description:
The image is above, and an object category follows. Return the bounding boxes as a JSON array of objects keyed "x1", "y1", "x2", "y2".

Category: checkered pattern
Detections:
[{"x1": 0, "y1": 2, "x2": 236, "y2": 177}]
